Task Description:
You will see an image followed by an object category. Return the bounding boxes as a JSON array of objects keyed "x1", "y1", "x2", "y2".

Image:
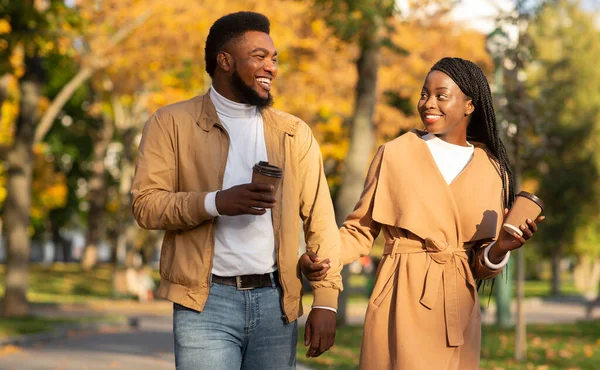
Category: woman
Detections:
[{"x1": 301, "y1": 57, "x2": 544, "y2": 369}]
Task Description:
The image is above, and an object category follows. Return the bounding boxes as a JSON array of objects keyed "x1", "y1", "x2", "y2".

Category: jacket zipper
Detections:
[{"x1": 206, "y1": 121, "x2": 230, "y2": 292}]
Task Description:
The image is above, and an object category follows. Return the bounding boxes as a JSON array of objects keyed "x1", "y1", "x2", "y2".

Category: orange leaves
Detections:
[
  {"x1": 0, "y1": 18, "x2": 11, "y2": 35},
  {"x1": 30, "y1": 144, "x2": 68, "y2": 220}
]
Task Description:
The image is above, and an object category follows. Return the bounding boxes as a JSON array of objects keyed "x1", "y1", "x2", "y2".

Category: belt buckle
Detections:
[{"x1": 235, "y1": 276, "x2": 253, "y2": 291}]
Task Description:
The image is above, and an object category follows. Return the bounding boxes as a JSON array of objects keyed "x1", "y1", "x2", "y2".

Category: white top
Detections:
[
  {"x1": 204, "y1": 87, "x2": 276, "y2": 276},
  {"x1": 422, "y1": 133, "x2": 474, "y2": 184}
]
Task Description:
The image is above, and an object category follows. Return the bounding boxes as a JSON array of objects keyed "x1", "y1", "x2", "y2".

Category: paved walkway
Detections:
[{"x1": 1, "y1": 297, "x2": 598, "y2": 370}]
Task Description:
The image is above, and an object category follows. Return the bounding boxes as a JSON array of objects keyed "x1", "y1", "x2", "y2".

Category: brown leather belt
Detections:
[{"x1": 211, "y1": 271, "x2": 278, "y2": 290}]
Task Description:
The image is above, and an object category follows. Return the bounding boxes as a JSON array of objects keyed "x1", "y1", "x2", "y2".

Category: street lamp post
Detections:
[{"x1": 486, "y1": 27, "x2": 513, "y2": 328}]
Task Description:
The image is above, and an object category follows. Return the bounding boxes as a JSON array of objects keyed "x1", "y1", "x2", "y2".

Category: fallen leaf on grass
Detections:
[
  {"x1": 583, "y1": 345, "x2": 594, "y2": 358},
  {"x1": 0, "y1": 344, "x2": 21, "y2": 357},
  {"x1": 558, "y1": 349, "x2": 573, "y2": 359}
]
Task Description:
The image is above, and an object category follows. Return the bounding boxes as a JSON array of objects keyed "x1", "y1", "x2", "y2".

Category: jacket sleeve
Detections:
[
  {"x1": 131, "y1": 111, "x2": 213, "y2": 230},
  {"x1": 297, "y1": 123, "x2": 343, "y2": 309},
  {"x1": 339, "y1": 145, "x2": 384, "y2": 265},
  {"x1": 470, "y1": 241, "x2": 505, "y2": 280}
]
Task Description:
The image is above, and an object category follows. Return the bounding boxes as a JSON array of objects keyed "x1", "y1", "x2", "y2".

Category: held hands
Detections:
[
  {"x1": 299, "y1": 251, "x2": 331, "y2": 281},
  {"x1": 304, "y1": 308, "x2": 337, "y2": 357},
  {"x1": 215, "y1": 183, "x2": 275, "y2": 216},
  {"x1": 489, "y1": 208, "x2": 545, "y2": 263},
  {"x1": 299, "y1": 251, "x2": 336, "y2": 357}
]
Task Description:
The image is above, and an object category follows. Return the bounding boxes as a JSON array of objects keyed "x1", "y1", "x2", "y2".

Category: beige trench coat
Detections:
[{"x1": 340, "y1": 130, "x2": 506, "y2": 370}]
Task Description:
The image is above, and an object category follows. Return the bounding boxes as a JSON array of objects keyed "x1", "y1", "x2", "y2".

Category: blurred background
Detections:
[{"x1": 0, "y1": 0, "x2": 600, "y2": 369}]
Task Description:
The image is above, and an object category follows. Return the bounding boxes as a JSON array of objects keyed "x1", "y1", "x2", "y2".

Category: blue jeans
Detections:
[{"x1": 173, "y1": 278, "x2": 297, "y2": 370}]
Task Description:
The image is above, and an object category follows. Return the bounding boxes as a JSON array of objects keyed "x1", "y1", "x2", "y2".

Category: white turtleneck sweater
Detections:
[
  {"x1": 205, "y1": 87, "x2": 276, "y2": 277},
  {"x1": 421, "y1": 133, "x2": 474, "y2": 184}
]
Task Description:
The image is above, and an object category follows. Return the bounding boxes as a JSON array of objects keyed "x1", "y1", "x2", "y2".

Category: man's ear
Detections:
[{"x1": 217, "y1": 51, "x2": 233, "y2": 73}]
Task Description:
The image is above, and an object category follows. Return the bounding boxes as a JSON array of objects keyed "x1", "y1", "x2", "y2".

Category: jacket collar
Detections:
[{"x1": 196, "y1": 89, "x2": 297, "y2": 136}]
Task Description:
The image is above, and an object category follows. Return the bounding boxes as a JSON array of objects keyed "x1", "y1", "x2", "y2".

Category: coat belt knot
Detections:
[{"x1": 384, "y1": 237, "x2": 470, "y2": 347}]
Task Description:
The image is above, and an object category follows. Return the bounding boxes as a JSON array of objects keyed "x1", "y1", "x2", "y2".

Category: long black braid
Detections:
[{"x1": 430, "y1": 57, "x2": 515, "y2": 209}]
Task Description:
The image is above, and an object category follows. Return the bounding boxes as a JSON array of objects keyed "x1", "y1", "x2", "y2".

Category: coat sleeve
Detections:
[
  {"x1": 470, "y1": 241, "x2": 505, "y2": 280},
  {"x1": 297, "y1": 123, "x2": 343, "y2": 309},
  {"x1": 339, "y1": 145, "x2": 384, "y2": 265},
  {"x1": 131, "y1": 111, "x2": 213, "y2": 230}
]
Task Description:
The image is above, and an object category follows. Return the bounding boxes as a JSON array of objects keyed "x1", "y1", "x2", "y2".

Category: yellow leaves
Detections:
[
  {"x1": 21, "y1": 145, "x2": 70, "y2": 221},
  {"x1": 583, "y1": 345, "x2": 594, "y2": 357},
  {"x1": 148, "y1": 61, "x2": 161, "y2": 72},
  {"x1": 350, "y1": 10, "x2": 363, "y2": 21},
  {"x1": 0, "y1": 99, "x2": 17, "y2": 146},
  {"x1": 0, "y1": 18, "x2": 11, "y2": 34},
  {"x1": 9, "y1": 42, "x2": 25, "y2": 78},
  {"x1": 310, "y1": 19, "x2": 327, "y2": 37},
  {"x1": 522, "y1": 178, "x2": 540, "y2": 194}
]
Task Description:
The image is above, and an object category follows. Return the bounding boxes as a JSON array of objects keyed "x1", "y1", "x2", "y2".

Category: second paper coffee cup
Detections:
[
  {"x1": 252, "y1": 161, "x2": 283, "y2": 193},
  {"x1": 502, "y1": 191, "x2": 544, "y2": 236}
]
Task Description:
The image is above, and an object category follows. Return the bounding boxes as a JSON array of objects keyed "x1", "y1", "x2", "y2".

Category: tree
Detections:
[
  {"x1": 0, "y1": 0, "x2": 149, "y2": 315},
  {"x1": 526, "y1": 0, "x2": 600, "y2": 297},
  {"x1": 0, "y1": 0, "x2": 79, "y2": 317}
]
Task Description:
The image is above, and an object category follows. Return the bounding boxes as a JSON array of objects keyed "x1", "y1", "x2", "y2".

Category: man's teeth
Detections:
[
  {"x1": 257, "y1": 78, "x2": 271, "y2": 87},
  {"x1": 426, "y1": 115, "x2": 440, "y2": 119}
]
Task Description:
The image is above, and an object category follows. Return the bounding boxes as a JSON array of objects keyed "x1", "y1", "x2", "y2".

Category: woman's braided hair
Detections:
[{"x1": 431, "y1": 57, "x2": 515, "y2": 209}]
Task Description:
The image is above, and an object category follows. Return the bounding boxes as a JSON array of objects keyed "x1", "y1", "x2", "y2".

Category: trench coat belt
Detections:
[{"x1": 383, "y1": 237, "x2": 471, "y2": 347}]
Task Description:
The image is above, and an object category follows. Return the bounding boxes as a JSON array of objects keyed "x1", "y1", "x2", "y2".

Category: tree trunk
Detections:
[
  {"x1": 51, "y1": 221, "x2": 71, "y2": 262},
  {"x1": 81, "y1": 111, "x2": 114, "y2": 270},
  {"x1": 335, "y1": 28, "x2": 381, "y2": 325},
  {"x1": 116, "y1": 158, "x2": 136, "y2": 267},
  {"x1": 551, "y1": 249, "x2": 561, "y2": 296},
  {"x1": 1, "y1": 74, "x2": 40, "y2": 317},
  {"x1": 111, "y1": 92, "x2": 149, "y2": 266}
]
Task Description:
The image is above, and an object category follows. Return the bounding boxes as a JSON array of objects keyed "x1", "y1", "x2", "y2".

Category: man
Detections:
[{"x1": 131, "y1": 11, "x2": 342, "y2": 370}]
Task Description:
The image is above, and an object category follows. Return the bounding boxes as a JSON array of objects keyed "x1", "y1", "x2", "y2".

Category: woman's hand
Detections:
[
  {"x1": 299, "y1": 251, "x2": 331, "y2": 281},
  {"x1": 489, "y1": 209, "x2": 545, "y2": 263}
]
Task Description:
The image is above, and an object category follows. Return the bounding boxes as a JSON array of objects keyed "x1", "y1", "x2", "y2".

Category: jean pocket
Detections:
[{"x1": 173, "y1": 302, "x2": 191, "y2": 312}]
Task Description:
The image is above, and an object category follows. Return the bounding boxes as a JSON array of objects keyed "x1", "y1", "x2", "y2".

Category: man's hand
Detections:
[
  {"x1": 299, "y1": 251, "x2": 331, "y2": 281},
  {"x1": 215, "y1": 183, "x2": 275, "y2": 216},
  {"x1": 304, "y1": 308, "x2": 336, "y2": 358}
]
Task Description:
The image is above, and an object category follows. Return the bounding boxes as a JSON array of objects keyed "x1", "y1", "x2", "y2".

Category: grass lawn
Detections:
[
  {"x1": 0, "y1": 316, "x2": 122, "y2": 339},
  {"x1": 0, "y1": 263, "x2": 161, "y2": 304},
  {"x1": 297, "y1": 321, "x2": 600, "y2": 370},
  {"x1": 0, "y1": 263, "x2": 136, "y2": 339},
  {"x1": 0, "y1": 317, "x2": 74, "y2": 338}
]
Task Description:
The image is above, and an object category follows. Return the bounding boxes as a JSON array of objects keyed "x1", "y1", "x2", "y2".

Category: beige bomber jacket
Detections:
[{"x1": 131, "y1": 91, "x2": 342, "y2": 322}]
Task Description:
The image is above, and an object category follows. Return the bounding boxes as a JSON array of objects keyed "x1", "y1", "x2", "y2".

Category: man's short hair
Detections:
[{"x1": 205, "y1": 11, "x2": 271, "y2": 77}]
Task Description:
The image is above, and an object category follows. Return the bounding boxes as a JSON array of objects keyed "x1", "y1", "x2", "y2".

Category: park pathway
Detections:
[{"x1": 1, "y1": 297, "x2": 599, "y2": 370}]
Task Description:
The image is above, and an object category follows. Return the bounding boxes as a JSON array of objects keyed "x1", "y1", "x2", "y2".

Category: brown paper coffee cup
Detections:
[
  {"x1": 252, "y1": 161, "x2": 283, "y2": 194},
  {"x1": 502, "y1": 191, "x2": 544, "y2": 236}
]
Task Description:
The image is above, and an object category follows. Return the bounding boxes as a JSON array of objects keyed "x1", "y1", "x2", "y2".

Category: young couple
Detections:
[{"x1": 131, "y1": 11, "x2": 543, "y2": 370}]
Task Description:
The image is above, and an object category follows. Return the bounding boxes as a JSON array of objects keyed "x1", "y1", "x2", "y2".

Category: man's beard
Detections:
[{"x1": 231, "y1": 69, "x2": 273, "y2": 110}]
